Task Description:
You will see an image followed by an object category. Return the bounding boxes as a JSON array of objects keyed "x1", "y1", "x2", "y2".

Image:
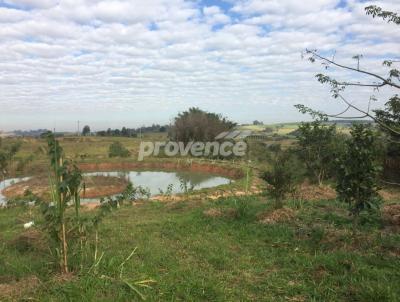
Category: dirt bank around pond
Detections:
[
  {"x1": 78, "y1": 160, "x2": 244, "y2": 179},
  {"x1": 3, "y1": 175, "x2": 129, "y2": 200}
]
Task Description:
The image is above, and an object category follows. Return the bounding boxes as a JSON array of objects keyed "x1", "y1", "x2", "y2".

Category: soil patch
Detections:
[{"x1": 3, "y1": 175, "x2": 129, "y2": 200}]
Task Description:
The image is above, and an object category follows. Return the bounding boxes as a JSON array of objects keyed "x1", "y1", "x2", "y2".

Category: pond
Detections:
[
  {"x1": 85, "y1": 170, "x2": 232, "y2": 196},
  {"x1": 0, "y1": 171, "x2": 232, "y2": 205}
]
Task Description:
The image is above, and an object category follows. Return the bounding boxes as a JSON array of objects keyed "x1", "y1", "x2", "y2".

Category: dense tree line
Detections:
[{"x1": 96, "y1": 124, "x2": 169, "y2": 137}]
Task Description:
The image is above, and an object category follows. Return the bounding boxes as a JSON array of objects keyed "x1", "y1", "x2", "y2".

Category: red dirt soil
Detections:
[
  {"x1": 77, "y1": 161, "x2": 244, "y2": 179},
  {"x1": 3, "y1": 175, "x2": 129, "y2": 199}
]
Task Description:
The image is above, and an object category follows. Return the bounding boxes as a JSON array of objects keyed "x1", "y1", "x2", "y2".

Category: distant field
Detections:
[
  {"x1": 3, "y1": 133, "x2": 168, "y2": 162},
  {"x1": 239, "y1": 122, "x2": 352, "y2": 136}
]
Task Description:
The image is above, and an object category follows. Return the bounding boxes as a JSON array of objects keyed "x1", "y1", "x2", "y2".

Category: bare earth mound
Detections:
[{"x1": 3, "y1": 175, "x2": 129, "y2": 200}]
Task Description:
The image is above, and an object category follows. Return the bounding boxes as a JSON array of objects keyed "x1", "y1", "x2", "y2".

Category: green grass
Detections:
[{"x1": 1, "y1": 196, "x2": 399, "y2": 301}]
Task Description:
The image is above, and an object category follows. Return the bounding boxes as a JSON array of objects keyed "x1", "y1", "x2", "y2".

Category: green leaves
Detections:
[
  {"x1": 294, "y1": 104, "x2": 328, "y2": 122},
  {"x1": 336, "y1": 124, "x2": 382, "y2": 216},
  {"x1": 365, "y1": 5, "x2": 400, "y2": 24}
]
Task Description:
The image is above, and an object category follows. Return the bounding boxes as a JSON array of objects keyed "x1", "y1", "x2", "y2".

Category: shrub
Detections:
[
  {"x1": 336, "y1": 124, "x2": 383, "y2": 218},
  {"x1": 262, "y1": 148, "x2": 302, "y2": 209},
  {"x1": 108, "y1": 142, "x2": 130, "y2": 158},
  {"x1": 169, "y1": 107, "x2": 236, "y2": 143}
]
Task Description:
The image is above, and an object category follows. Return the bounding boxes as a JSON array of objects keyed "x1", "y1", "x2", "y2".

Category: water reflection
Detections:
[
  {"x1": 85, "y1": 170, "x2": 232, "y2": 196},
  {"x1": 0, "y1": 171, "x2": 232, "y2": 205}
]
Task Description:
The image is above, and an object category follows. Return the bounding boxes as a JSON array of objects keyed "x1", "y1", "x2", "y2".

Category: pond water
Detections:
[
  {"x1": 85, "y1": 170, "x2": 232, "y2": 196},
  {"x1": 0, "y1": 171, "x2": 232, "y2": 205}
]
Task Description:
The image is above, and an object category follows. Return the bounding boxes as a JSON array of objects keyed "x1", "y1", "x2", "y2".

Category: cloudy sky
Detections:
[{"x1": 0, "y1": 0, "x2": 399, "y2": 131}]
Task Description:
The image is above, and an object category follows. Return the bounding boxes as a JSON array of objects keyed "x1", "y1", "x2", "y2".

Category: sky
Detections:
[{"x1": 0, "y1": 0, "x2": 399, "y2": 131}]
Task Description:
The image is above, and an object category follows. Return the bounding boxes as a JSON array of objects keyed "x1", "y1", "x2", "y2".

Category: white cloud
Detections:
[
  {"x1": 4, "y1": 0, "x2": 58, "y2": 9},
  {"x1": 231, "y1": 0, "x2": 340, "y2": 15},
  {"x1": 0, "y1": 0, "x2": 398, "y2": 130}
]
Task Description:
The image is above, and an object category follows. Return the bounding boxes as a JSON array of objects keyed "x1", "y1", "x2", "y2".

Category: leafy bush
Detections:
[
  {"x1": 336, "y1": 124, "x2": 383, "y2": 217},
  {"x1": 262, "y1": 147, "x2": 303, "y2": 209},
  {"x1": 108, "y1": 142, "x2": 130, "y2": 158}
]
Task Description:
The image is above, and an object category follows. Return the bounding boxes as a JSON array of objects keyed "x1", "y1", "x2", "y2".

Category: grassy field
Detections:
[
  {"x1": 1, "y1": 133, "x2": 399, "y2": 301},
  {"x1": 5, "y1": 133, "x2": 168, "y2": 164},
  {"x1": 238, "y1": 123, "x2": 353, "y2": 136},
  {"x1": 1, "y1": 196, "x2": 399, "y2": 301}
]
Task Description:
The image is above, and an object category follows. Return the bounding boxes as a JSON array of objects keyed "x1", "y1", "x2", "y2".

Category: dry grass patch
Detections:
[
  {"x1": 0, "y1": 275, "x2": 40, "y2": 301},
  {"x1": 382, "y1": 204, "x2": 400, "y2": 226},
  {"x1": 295, "y1": 183, "x2": 336, "y2": 201},
  {"x1": 257, "y1": 207, "x2": 296, "y2": 224},
  {"x1": 203, "y1": 207, "x2": 239, "y2": 218}
]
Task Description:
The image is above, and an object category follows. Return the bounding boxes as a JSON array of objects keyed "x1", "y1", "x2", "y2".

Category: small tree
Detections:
[
  {"x1": 262, "y1": 148, "x2": 301, "y2": 209},
  {"x1": 109, "y1": 141, "x2": 130, "y2": 158},
  {"x1": 40, "y1": 133, "x2": 85, "y2": 273},
  {"x1": 336, "y1": 124, "x2": 382, "y2": 219},
  {"x1": 82, "y1": 125, "x2": 91, "y2": 136},
  {"x1": 295, "y1": 115, "x2": 341, "y2": 186}
]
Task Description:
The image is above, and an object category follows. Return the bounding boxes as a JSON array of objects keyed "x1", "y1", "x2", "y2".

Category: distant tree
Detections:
[
  {"x1": 336, "y1": 124, "x2": 382, "y2": 218},
  {"x1": 82, "y1": 125, "x2": 91, "y2": 136},
  {"x1": 121, "y1": 127, "x2": 128, "y2": 136},
  {"x1": 253, "y1": 120, "x2": 263, "y2": 125},
  {"x1": 170, "y1": 107, "x2": 236, "y2": 143},
  {"x1": 108, "y1": 142, "x2": 130, "y2": 158}
]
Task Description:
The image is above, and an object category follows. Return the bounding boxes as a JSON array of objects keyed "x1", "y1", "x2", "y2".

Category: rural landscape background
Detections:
[{"x1": 1, "y1": 0, "x2": 400, "y2": 301}]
